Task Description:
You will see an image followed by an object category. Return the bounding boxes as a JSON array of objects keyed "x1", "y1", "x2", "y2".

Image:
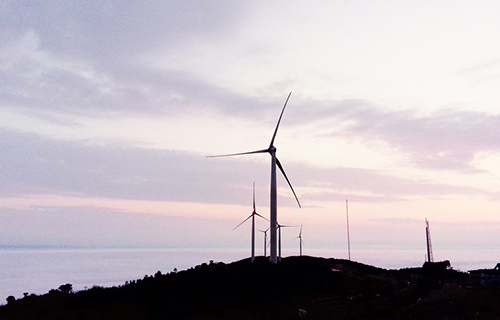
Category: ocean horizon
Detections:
[{"x1": 1, "y1": 246, "x2": 498, "y2": 302}]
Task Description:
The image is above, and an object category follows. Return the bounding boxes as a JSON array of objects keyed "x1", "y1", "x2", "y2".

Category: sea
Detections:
[{"x1": 1, "y1": 246, "x2": 498, "y2": 303}]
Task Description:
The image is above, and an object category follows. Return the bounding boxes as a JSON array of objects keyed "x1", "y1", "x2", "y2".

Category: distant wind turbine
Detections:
[
  {"x1": 208, "y1": 92, "x2": 301, "y2": 264},
  {"x1": 294, "y1": 225, "x2": 304, "y2": 256},
  {"x1": 277, "y1": 222, "x2": 296, "y2": 262},
  {"x1": 233, "y1": 183, "x2": 268, "y2": 263},
  {"x1": 259, "y1": 227, "x2": 269, "y2": 257}
]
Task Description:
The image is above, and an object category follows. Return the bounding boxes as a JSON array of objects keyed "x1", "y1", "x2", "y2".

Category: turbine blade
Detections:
[
  {"x1": 232, "y1": 214, "x2": 252, "y2": 230},
  {"x1": 207, "y1": 148, "x2": 269, "y2": 158},
  {"x1": 276, "y1": 158, "x2": 301, "y2": 208},
  {"x1": 269, "y1": 92, "x2": 292, "y2": 148},
  {"x1": 254, "y1": 212, "x2": 269, "y2": 221},
  {"x1": 299, "y1": 225, "x2": 303, "y2": 236}
]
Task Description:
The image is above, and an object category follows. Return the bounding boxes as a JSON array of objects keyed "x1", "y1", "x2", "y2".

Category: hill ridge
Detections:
[{"x1": 1, "y1": 255, "x2": 499, "y2": 319}]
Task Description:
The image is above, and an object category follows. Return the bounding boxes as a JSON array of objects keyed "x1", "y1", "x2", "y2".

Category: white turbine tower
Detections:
[
  {"x1": 233, "y1": 183, "x2": 267, "y2": 263},
  {"x1": 208, "y1": 92, "x2": 301, "y2": 264},
  {"x1": 294, "y1": 225, "x2": 304, "y2": 256}
]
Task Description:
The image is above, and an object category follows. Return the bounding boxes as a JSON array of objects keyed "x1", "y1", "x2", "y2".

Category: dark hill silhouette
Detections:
[{"x1": 1, "y1": 256, "x2": 499, "y2": 319}]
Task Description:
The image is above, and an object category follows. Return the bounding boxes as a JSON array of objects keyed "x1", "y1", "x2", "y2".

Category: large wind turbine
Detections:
[
  {"x1": 208, "y1": 92, "x2": 301, "y2": 264},
  {"x1": 233, "y1": 182, "x2": 267, "y2": 263}
]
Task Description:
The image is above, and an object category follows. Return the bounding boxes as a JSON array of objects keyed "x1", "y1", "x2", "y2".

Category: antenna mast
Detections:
[
  {"x1": 346, "y1": 199, "x2": 351, "y2": 260},
  {"x1": 425, "y1": 218, "x2": 433, "y2": 263}
]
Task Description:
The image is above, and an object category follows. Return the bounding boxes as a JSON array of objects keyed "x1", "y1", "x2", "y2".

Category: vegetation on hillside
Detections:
[{"x1": 1, "y1": 256, "x2": 499, "y2": 319}]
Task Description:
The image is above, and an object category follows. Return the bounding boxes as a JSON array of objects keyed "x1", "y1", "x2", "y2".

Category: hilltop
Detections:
[{"x1": 1, "y1": 256, "x2": 499, "y2": 319}]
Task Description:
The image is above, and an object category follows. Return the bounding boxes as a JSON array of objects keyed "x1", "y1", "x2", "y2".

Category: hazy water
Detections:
[
  {"x1": 0, "y1": 247, "x2": 250, "y2": 301},
  {"x1": 1, "y1": 246, "x2": 498, "y2": 302}
]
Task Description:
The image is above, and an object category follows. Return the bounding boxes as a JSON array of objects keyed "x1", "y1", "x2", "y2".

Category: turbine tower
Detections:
[
  {"x1": 425, "y1": 218, "x2": 434, "y2": 263},
  {"x1": 233, "y1": 182, "x2": 267, "y2": 263},
  {"x1": 346, "y1": 199, "x2": 351, "y2": 260},
  {"x1": 208, "y1": 92, "x2": 301, "y2": 264}
]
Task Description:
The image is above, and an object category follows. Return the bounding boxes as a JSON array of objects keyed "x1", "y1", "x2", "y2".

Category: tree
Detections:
[
  {"x1": 6, "y1": 296, "x2": 15, "y2": 304},
  {"x1": 58, "y1": 283, "x2": 73, "y2": 294}
]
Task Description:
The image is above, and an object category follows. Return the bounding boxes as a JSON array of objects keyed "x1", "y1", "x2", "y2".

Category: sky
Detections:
[{"x1": 2, "y1": 0, "x2": 500, "y2": 270}]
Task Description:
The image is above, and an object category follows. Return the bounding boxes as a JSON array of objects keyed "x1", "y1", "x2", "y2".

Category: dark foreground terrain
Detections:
[{"x1": 1, "y1": 256, "x2": 500, "y2": 319}]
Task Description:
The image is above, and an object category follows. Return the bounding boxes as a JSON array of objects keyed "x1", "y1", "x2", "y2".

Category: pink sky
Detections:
[{"x1": 1, "y1": 1, "x2": 500, "y2": 270}]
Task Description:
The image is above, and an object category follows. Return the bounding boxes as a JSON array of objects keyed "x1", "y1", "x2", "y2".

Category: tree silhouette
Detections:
[{"x1": 58, "y1": 283, "x2": 73, "y2": 294}]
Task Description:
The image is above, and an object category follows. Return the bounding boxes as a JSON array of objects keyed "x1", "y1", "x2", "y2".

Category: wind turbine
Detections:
[
  {"x1": 208, "y1": 92, "x2": 301, "y2": 264},
  {"x1": 294, "y1": 225, "x2": 304, "y2": 256},
  {"x1": 277, "y1": 222, "x2": 296, "y2": 262},
  {"x1": 259, "y1": 227, "x2": 269, "y2": 257},
  {"x1": 233, "y1": 182, "x2": 267, "y2": 263}
]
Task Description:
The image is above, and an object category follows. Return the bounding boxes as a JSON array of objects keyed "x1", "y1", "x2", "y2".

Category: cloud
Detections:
[
  {"x1": 0, "y1": 1, "x2": 271, "y2": 121},
  {"x1": 291, "y1": 164, "x2": 484, "y2": 204},
  {"x1": 456, "y1": 58, "x2": 500, "y2": 85},
  {"x1": 0, "y1": 129, "x2": 488, "y2": 206},
  {"x1": 0, "y1": 31, "x2": 231, "y2": 118},
  {"x1": 299, "y1": 101, "x2": 500, "y2": 171},
  {"x1": 0, "y1": 2, "x2": 322, "y2": 125},
  {"x1": 0, "y1": 31, "x2": 126, "y2": 116},
  {"x1": 0, "y1": 128, "x2": 258, "y2": 204},
  {"x1": 0, "y1": 31, "x2": 287, "y2": 125},
  {"x1": 1, "y1": 1, "x2": 246, "y2": 64},
  {"x1": 0, "y1": 206, "x2": 241, "y2": 248}
]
